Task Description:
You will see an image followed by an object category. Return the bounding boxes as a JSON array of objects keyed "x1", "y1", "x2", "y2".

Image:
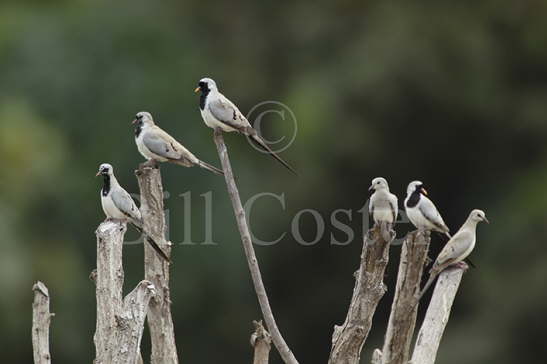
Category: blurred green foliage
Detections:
[{"x1": 1, "y1": 0, "x2": 546, "y2": 363}]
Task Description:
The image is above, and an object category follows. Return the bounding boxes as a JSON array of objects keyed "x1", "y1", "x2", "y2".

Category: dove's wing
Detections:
[
  {"x1": 208, "y1": 94, "x2": 252, "y2": 132},
  {"x1": 389, "y1": 194, "x2": 398, "y2": 222},
  {"x1": 111, "y1": 186, "x2": 141, "y2": 223},
  {"x1": 419, "y1": 197, "x2": 448, "y2": 231},
  {"x1": 368, "y1": 193, "x2": 376, "y2": 218},
  {"x1": 434, "y1": 230, "x2": 474, "y2": 268},
  {"x1": 143, "y1": 127, "x2": 198, "y2": 164}
]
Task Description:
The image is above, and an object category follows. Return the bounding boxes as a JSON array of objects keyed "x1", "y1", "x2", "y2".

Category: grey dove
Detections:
[
  {"x1": 369, "y1": 177, "x2": 398, "y2": 224},
  {"x1": 133, "y1": 111, "x2": 223, "y2": 175},
  {"x1": 405, "y1": 181, "x2": 450, "y2": 237},
  {"x1": 415, "y1": 209, "x2": 488, "y2": 302},
  {"x1": 195, "y1": 77, "x2": 296, "y2": 175},
  {"x1": 97, "y1": 163, "x2": 170, "y2": 262}
]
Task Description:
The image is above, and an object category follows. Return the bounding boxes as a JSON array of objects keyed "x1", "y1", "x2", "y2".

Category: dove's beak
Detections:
[{"x1": 194, "y1": 87, "x2": 201, "y2": 93}]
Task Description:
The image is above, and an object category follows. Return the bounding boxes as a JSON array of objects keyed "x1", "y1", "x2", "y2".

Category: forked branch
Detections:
[
  {"x1": 328, "y1": 223, "x2": 394, "y2": 364},
  {"x1": 376, "y1": 231, "x2": 431, "y2": 364}
]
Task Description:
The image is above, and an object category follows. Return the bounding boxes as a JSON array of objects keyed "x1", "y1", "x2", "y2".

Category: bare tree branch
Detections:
[
  {"x1": 377, "y1": 231, "x2": 431, "y2": 364},
  {"x1": 112, "y1": 281, "x2": 157, "y2": 364},
  {"x1": 32, "y1": 281, "x2": 53, "y2": 364},
  {"x1": 250, "y1": 320, "x2": 272, "y2": 364},
  {"x1": 410, "y1": 266, "x2": 466, "y2": 364},
  {"x1": 94, "y1": 220, "x2": 157, "y2": 364},
  {"x1": 213, "y1": 129, "x2": 299, "y2": 364},
  {"x1": 136, "y1": 165, "x2": 179, "y2": 364},
  {"x1": 328, "y1": 223, "x2": 394, "y2": 364}
]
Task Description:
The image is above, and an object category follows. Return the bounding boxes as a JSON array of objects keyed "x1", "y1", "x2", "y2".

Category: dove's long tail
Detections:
[
  {"x1": 416, "y1": 274, "x2": 437, "y2": 303},
  {"x1": 197, "y1": 160, "x2": 224, "y2": 175},
  {"x1": 132, "y1": 224, "x2": 170, "y2": 263},
  {"x1": 408, "y1": 274, "x2": 438, "y2": 313},
  {"x1": 249, "y1": 134, "x2": 297, "y2": 175}
]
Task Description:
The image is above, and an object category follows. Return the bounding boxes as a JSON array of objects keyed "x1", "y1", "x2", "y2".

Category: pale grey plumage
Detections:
[
  {"x1": 195, "y1": 78, "x2": 296, "y2": 174},
  {"x1": 142, "y1": 131, "x2": 189, "y2": 162},
  {"x1": 110, "y1": 184, "x2": 141, "y2": 222},
  {"x1": 368, "y1": 177, "x2": 398, "y2": 224},
  {"x1": 405, "y1": 181, "x2": 450, "y2": 236},
  {"x1": 133, "y1": 111, "x2": 223, "y2": 175},
  {"x1": 415, "y1": 209, "x2": 488, "y2": 302},
  {"x1": 97, "y1": 163, "x2": 170, "y2": 262}
]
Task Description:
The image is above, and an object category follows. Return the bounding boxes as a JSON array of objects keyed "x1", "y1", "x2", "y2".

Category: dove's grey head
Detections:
[
  {"x1": 195, "y1": 77, "x2": 218, "y2": 94},
  {"x1": 132, "y1": 111, "x2": 154, "y2": 127},
  {"x1": 407, "y1": 180, "x2": 427, "y2": 196},
  {"x1": 96, "y1": 163, "x2": 113, "y2": 177},
  {"x1": 468, "y1": 209, "x2": 489, "y2": 224},
  {"x1": 369, "y1": 177, "x2": 389, "y2": 192}
]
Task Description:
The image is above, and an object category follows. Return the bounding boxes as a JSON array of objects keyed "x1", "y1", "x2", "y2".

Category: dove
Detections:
[
  {"x1": 194, "y1": 77, "x2": 296, "y2": 175},
  {"x1": 368, "y1": 177, "x2": 398, "y2": 224},
  {"x1": 415, "y1": 209, "x2": 488, "y2": 302},
  {"x1": 404, "y1": 181, "x2": 450, "y2": 237},
  {"x1": 96, "y1": 163, "x2": 170, "y2": 262},
  {"x1": 133, "y1": 111, "x2": 223, "y2": 175}
]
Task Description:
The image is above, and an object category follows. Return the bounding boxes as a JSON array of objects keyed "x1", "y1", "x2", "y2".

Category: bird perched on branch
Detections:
[
  {"x1": 415, "y1": 209, "x2": 488, "y2": 302},
  {"x1": 133, "y1": 111, "x2": 223, "y2": 175},
  {"x1": 194, "y1": 77, "x2": 297, "y2": 175},
  {"x1": 368, "y1": 177, "x2": 398, "y2": 225},
  {"x1": 404, "y1": 181, "x2": 450, "y2": 237},
  {"x1": 96, "y1": 163, "x2": 170, "y2": 262}
]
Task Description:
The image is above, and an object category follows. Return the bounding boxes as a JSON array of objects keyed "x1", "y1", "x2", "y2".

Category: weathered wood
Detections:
[
  {"x1": 94, "y1": 221, "x2": 126, "y2": 363},
  {"x1": 213, "y1": 130, "x2": 299, "y2": 364},
  {"x1": 410, "y1": 267, "x2": 465, "y2": 364},
  {"x1": 377, "y1": 231, "x2": 431, "y2": 364},
  {"x1": 94, "y1": 220, "x2": 157, "y2": 364},
  {"x1": 136, "y1": 165, "x2": 179, "y2": 364},
  {"x1": 32, "y1": 281, "x2": 53, "y2": 364},
  {"x1": 112, "y1": 281, "x2": 156, "y2": 364},
  {"x1": 250, "y1": 320, "x2": 272, "y2": 364},
  {"x1": 328, "y1": 224, "x2": 394, "y2": 364}
]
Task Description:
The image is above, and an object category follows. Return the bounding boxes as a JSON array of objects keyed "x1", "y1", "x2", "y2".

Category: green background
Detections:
[{"x1": 1, "y1": 0, "x2": 546, "y2": 363}]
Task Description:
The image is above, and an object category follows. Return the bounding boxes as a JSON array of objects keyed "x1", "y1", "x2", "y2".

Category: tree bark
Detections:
[
  {"x1": 94, "y1": 220, "x2": 157, "y2": 364},
  {"x1": 136, "y1": 165, "x2": 179, "y2": 364},
  {"x1": 213, "y1": 129, "x2": 299, "y2": 364},
  {"x1": 410, "y1": 266, "x2": 466, "y2": 364},
  {"x1": 376, "y1": 231, "x2": 431, "y2": 364},
  {"x1": 250, "y1": 320, "x2": 272, "y2": 364},
  {"x1": 32, "y1": 281, "x2": 53, "y2": 364},
  {"x1": 328, "y1": 224, "x2": 394, "y2": 364},
  {"x1": 94, "y1": 220, "x2": 126, "y2": 363}
]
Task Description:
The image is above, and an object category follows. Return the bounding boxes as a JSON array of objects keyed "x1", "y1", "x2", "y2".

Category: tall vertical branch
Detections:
[
  {"x1": 94, "y1": 220, "x2": 157, "y2": 364},
  {"x1": 376, "y1": 231, "x2": 431, "y2": 364},
  {"x1": 94, "y1": 221, "x2": 126, "y2": 363},
  {"x1": 328, "y1": 224, "x2": 394, "y2": 364},
  {"x1": 410, "y1": 266, "x2": 466, "y2": 364},
  {"x1": 136, "y1": 165, "x2": 179, "y2": 364},
  {"x1": 213, "y1": 129, "x2": 299, "y2": 364},
  {"x1": 32, "y1": 281, "x2": 53, "y2": 364}
]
